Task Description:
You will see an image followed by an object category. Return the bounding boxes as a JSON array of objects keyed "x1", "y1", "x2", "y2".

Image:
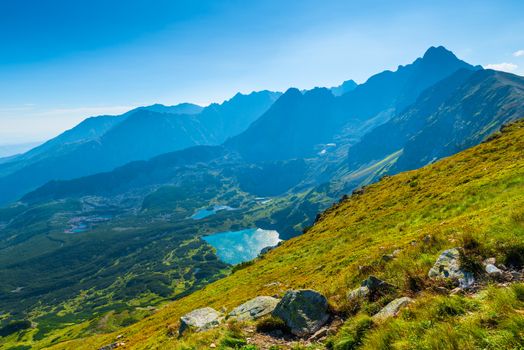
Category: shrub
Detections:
[
  {"x1": 226, "y1": 319, "x2": 244, "y2": 338},
  {"x1": 220, "y1": 333, "x2": 247, "y2": 348},
  {"x1": 232, "y1": 260, "x2": 255, "y2": 273},
  {"x1": 460, "y1": 233, "x2": 484, "y2": 275},
  {"x1": 504, "y1": 245, "x2": 524, "y2": 268},
  {"x1": 333, "y1": 315, "x2": 374, "y2": 350},
  {"x1": 255, "y1": 316, "x2": 288, "y2": 334},
  {"x1": 403, "y1": 271, "x2": 426, "y2": 294},
  {"x1": 511, "y1": 283, "x2": 524, "y2": 302},
  {"x1": 433, "y1": 296, "x2": 470, "y2": 319},
  {"x1": 0, "y1": 320, "x2": 32, "y2": 337}
]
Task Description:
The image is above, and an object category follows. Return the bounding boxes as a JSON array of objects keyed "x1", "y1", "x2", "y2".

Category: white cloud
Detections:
[
  {"x1": 513, "y1": 50, "x2": 524, "y2": 57},
  {"x1": 484, "y1": 62, "x2": 518, "y2": 72}
]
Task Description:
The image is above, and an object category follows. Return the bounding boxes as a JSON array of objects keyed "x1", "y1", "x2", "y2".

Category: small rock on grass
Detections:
[
  {"x1": 428, "y1": 248, "x2": 475, "y2": 288},
  {"x1": 228, "y1": 296, "x2": 280, "y2": 321},
  {"x1": 179, "y1": 307, "x2": 222, "y2": 336},
  {"x1": 372, "y1": 297, "x2": 413, "y2": 321}
]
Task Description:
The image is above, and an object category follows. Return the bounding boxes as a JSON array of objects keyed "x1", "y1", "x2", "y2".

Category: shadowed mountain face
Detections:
[
  {"x1": 0, "y1": 91, "x2": 280, "y2": 204},
  {"x1": 226, "y1": 46, "x2": 478, "y2": 162},
  {"x1": 347, "y1": 69, "x2": 524, "y2": 175}
]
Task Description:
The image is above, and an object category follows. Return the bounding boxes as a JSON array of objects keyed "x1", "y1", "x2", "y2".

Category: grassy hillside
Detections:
[{"x1": 23, "y1": 119, "x2": 523, "y2": 349}]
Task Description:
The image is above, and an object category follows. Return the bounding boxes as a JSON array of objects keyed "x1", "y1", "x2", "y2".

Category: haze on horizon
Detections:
[{"x1": 1, "y1": 0, "x2": 523, "y2": 147}]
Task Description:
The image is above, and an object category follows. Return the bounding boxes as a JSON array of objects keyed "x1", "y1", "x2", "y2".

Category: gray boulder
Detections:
[
  {"x1": 272, "y1": 289, "x2": 330, "y2": 336},
  {"x1": 228, "y1": 296, "x2": 279, "y2": 321},
  {"x1": 179, "y1": 307, "x2": 222, "y2": 335},
  {"x1": 428, "y1": 248, "x2": 475, "y2": 288},
  {"x1": 373, "y1": 297, "x2": 413, "y2": 321}
]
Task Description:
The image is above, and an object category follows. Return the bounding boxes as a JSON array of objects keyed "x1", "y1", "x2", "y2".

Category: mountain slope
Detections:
[
  {"x1": 33, "y1": 118, "x2": 524, "y2": 350},
  {"x1": 0, "y1": 91, "x2": 280, "y2": 204},
  {"x1": 346, "y1": 69, "x2": 524, "y2": 176},
  {"x1": 2, "y1": 101, "x2": 202, "y2": 168},
  {"x1": 226, "y1": 46, "x2": 478, "y2": 162}
]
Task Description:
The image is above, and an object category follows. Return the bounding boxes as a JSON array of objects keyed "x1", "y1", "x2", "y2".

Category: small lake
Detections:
[
  {"x1": 191, "y1": 209, "x2": 216, "y2": 219},
  {"x1": 190, "y1": 205, "x2": 236, "y2": 220},
  {"x1": 203, "y1": 228, "x2": 281, "y2": 265}
]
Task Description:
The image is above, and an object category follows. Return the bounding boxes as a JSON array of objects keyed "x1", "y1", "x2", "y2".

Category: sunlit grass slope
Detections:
[{"x1": 37, "y1": 119, "x2": 524, "y2": 349}]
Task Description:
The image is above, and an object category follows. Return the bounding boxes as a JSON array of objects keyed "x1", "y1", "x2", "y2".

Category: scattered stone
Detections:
[
  {"x1": 210, "y1": 343, "x2": 216, "y2": 348},
  {"x1": 361, "y1": 275, "x2": 395, "y2": 293},
  {"x1": 179, "y1": 307, "x2": 222, "y2": 336},
  {"x1": 327, "y1": 316, "x2": 344, "y2": 336},
  {"x1": 410, "y1": 240, "x2": 417, "y2": 246},
  {"x1": 428, "y1": 248, "x2": 475, "y2": 288},
  {"x1": 510, "y1": 271, "x2": 521, "y2": 280},
  {"x1": 450, "y1": 287, "x2": 464, "y2": 295},
  {"x1": 228, "y1": 296, "x2": 280, "y2": 321},
  {"x1": 373, "y1": 297, "x2": 413, "y2": 321},
  {"x1": 347, "y1": 286, "x2": 370, "y2": 301},
  {"x1": 272, "y1": 289, "x2": 330, "y2": 337},
  {"x1": 115, "y1": 334, "x2": 123, "y2": 340},
  {"x1": 485, "y1": 264, "x2": 503, "y2": 277},
  {"x1": 392, "y1": 249, "x2": 402, "y2": 257},
  {"x1": 98, "y1": 343, "x2": 121, "y2": 350},
  {"x1": 433, "y1": 286, "x2": 449, "y2": 295},
  {"x1": 484, "y1": 257, "x2": 496, "y2": 265},
  {"x1": 348, "y1": 276, "x2": 394, "y2": 302},
  {"x1": 382, "y1": 254, "x2": 394, "y2": 262},
  {"x1": 264, "y1": 281, "x2": 282, "y2": 287},
  {"x1": 308, "y1": 327, "x2": 328, "y2": 342}
]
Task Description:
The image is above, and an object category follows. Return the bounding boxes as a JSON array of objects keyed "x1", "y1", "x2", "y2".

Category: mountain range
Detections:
[
  {"x1": 0, "y1": 91, "x2": 280, "y2": 204},
  {"x1": 0, "y1": 46, "x2": 523, "y2": 349}
]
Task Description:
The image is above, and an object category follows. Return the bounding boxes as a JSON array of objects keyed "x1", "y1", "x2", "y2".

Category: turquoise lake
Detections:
[
  {"x1": 191, "y1": 209, "x2": 215, "y2": 219},
  {"x1": 203, "y1": 228, "x2": 281, "y2": 265},
  {"x1": 190, "y1": 205, "x2": 236, "y2": 220}
]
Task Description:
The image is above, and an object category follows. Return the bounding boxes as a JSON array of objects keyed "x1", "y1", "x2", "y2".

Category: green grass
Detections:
[{"x1": 351, "y1": 284, "x2": 524, "y2": 350}]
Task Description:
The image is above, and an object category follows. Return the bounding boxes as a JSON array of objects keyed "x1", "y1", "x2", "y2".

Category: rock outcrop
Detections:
[
  {"x1": 428, "y1": 248, "x2": 475, "y2": 288},
  {"x1": 228, "y1": 296, "x2": 279, "y2": 321},
  {"x1": 272, "y1": 289, "x2": 330, "y2": 336},
  {"x1": 179, "y1": 307, "x2": 222, "y2": 335}
]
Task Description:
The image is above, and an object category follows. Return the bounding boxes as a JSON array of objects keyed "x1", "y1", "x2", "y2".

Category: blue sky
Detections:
[{"x1": 1, "y1": 0, "x2": 523, "y2": 145}]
